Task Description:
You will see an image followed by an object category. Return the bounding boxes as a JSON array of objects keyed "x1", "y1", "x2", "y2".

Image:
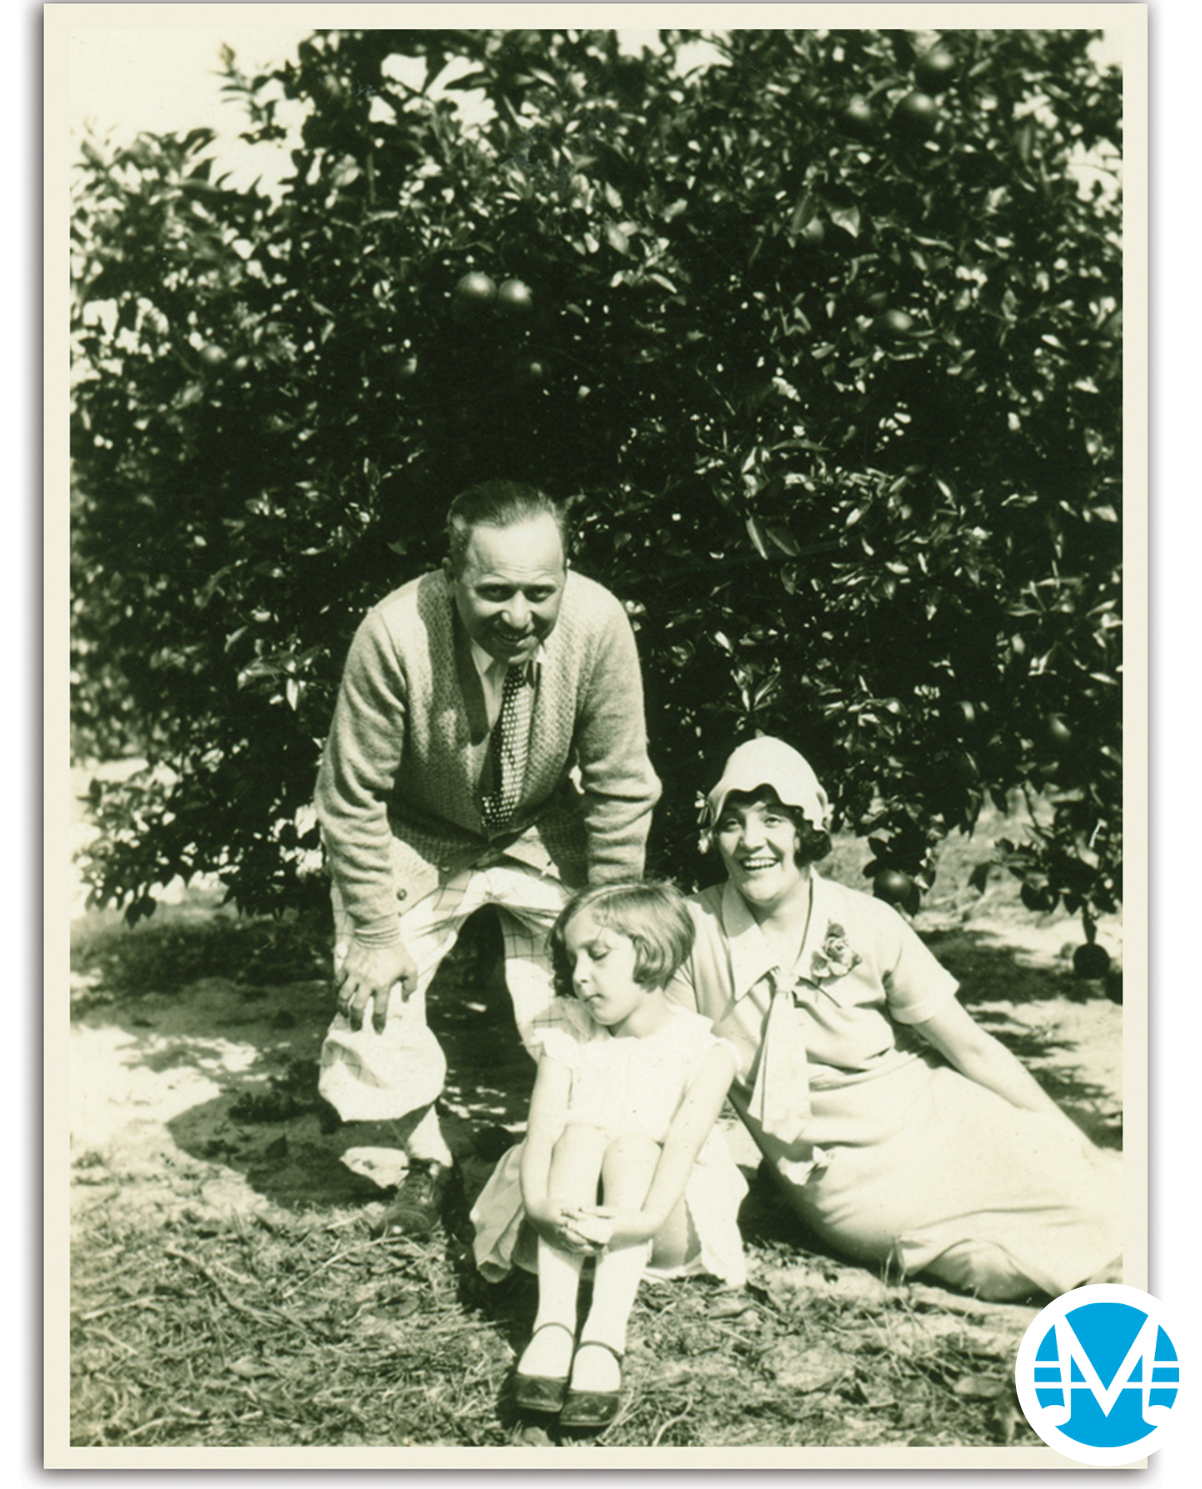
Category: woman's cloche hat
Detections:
[{"x1": 701, "y1": 736, "x2": 831, "y2": 842}]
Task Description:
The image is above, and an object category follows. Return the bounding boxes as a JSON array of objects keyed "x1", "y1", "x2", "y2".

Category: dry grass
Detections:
[
  {"x1": 68, "y1": 805, "x2": 1118, "y2": 1449},
  {"x1": 70, "y1": 1187, "x2": 1035, "y2": 1449},
  {"x1": 70, "y1": 1069, "x2": 1039, "y2": 1450}
]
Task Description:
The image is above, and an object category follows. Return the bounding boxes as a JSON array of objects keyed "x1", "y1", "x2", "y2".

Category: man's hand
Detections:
[{"x1": 334, "y1": 939, "x2": 418, "y2": 1033}]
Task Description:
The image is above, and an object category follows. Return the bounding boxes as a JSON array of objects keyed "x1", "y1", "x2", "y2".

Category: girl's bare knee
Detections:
[
  {"x1": 548, "y1": 1124, "x2": 608, "y2": 1205},
  {"x1": 600, "y1": 1134, "x2": 661, "y2": 1206},
  {"x1": 604, "y1": 1133, "x2": 661, "y2": 1166},
  {"x1": 555, "y1": 1123, "x2": 608, "y2": 1158}
]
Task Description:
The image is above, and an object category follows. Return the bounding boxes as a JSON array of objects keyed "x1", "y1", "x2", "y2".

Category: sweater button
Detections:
[{"x1": 396, "y1": 888, "x2": 407, "y2": 902}]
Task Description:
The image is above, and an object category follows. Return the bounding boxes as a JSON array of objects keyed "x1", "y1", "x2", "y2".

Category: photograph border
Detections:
[{"x1": 46, "y1": 2, "x2": 1149, "y2": 1472}]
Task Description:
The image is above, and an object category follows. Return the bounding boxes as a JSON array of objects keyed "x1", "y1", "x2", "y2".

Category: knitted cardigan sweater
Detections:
[{"x1": 316, "y1": 567, "x2": 662, "y2": 946}]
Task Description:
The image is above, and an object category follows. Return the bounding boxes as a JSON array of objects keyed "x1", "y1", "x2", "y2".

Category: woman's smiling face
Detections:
[{"x1": 715, "y1": 791, "x2": 807, "y2": 911}]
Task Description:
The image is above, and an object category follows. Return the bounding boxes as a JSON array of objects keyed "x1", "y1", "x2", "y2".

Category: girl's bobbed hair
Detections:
[{"x1": 550, "y1": 880, "x2": 695, "y2": 998}]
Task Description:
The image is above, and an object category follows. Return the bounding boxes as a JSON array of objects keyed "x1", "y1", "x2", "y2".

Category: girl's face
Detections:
[
  {"x1": 561, "y1": 909, "x2": 648, "y2": 1035},
  {"x1": 715, "y1": 792, "x2": 807, "y2": 913}
]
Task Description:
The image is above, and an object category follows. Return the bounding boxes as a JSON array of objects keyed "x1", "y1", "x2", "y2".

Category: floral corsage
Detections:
[{"x1": 809, "y1": 922, "x2": 861, "y2": 982}]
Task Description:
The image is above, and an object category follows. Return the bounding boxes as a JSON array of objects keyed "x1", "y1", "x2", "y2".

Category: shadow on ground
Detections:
[
  {"x1": 70, "y1": 900, "x2": 1121, "y2": 1234},
  {"x1": 70, "y1": 908, "x2": 536, "y2": 1213},
  {"x1": 923, "y1": 924, "x2": 1122, "y2": 1150}
]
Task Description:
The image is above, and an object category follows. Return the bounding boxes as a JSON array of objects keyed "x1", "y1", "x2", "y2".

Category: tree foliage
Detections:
[{"x1": 71, "y1": 27, "x2": 1123, "y2": 928}]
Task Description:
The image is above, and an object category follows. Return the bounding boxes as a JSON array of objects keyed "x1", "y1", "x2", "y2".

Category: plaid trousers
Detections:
[{"x1": 318, "y1": 860, "x2": 570, "y2": 1123}]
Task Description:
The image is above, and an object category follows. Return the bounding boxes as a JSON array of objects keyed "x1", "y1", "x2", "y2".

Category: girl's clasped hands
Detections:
[{"x1": 529, "y1": 1201, "x2": 624, "y2": 1253}]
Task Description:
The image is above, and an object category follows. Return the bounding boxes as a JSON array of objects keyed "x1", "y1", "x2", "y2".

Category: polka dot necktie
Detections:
[{"x1": 481, "y1": 664, "x2": 532, "y2": 831}]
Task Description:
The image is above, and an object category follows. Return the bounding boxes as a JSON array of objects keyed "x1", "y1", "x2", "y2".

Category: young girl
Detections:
[{"x1": 470, "y1": 882, "x2": 745, "y2": 1428}]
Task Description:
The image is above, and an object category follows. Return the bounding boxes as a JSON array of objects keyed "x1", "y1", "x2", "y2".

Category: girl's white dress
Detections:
[{"x1": 470, "y1": 1000, "x2": 748, "y2": 1287}]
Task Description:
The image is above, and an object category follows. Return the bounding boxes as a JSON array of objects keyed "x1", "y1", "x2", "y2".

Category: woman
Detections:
[{"x1": 669, "y1": 736, "x2": 1122, "y2": 1302}]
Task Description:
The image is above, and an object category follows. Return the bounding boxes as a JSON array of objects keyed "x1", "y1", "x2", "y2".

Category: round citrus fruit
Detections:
[
  {"x1": 1073, "y1": 943, "x2": 1111, "y2": 980},
  {"x1": 873, "y1": 868, "x2": 919, "y2": 914},
  {"x1": 915, "y1": 48, "x2": 956, "y2": 94},
  {"x1": 875, "y1": 309, "x2": 915, "y2": 339},
  {"x1": 839, "y1": 96, "x2": 876, "y2": 137},
  {"x1": 1021, "y1": 882, "x2": 1058, "y2": 914},
  {"x1": 497, "y1": 278, "x2": 534, "y2": 314},
  {"x1": 892, "y1": 91, "x2": 939, "y2": 137},
  {"x1": 453, "y1": 271, "x2": 497, "y2": 313}
]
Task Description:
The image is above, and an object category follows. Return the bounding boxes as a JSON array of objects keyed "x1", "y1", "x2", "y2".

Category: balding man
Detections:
[{"x1": 316, "y1": 480, "x2": 661, "y2": 1234}]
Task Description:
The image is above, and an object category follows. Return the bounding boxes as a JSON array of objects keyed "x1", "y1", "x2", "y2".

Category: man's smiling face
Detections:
[{"x1": 445, "y1": 513, "x2": 567, "y2": 665}]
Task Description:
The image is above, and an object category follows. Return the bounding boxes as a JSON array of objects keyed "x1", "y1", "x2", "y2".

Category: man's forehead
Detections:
[{"x1": 460, "y1": 517, "x2": 566, "y2": 578}]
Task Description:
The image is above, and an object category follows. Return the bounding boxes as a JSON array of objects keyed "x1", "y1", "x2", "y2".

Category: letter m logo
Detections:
[{"x1": 1032, "y1": 1302, "x2": 1178, "y2": 1444}]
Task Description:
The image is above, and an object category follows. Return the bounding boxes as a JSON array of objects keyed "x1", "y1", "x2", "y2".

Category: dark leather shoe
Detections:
[
  {"x1": 369, "y1": 1162, "x2": 451, "y2": 1238},
  {"x1": 513, "y1": 1322, "x2": 575, "y2": 1413},
  {"x1": 559, "y1": 1341, "x2": 623, "y2": 1429}
]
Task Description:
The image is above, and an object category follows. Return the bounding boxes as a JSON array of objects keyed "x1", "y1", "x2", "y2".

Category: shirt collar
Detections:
[
  {"x1": 718, "y1": 871, "x2": 838, "y2": 1001},
  {"x1": 470, "y1": 641, "x2": 547, "y2": 679}
]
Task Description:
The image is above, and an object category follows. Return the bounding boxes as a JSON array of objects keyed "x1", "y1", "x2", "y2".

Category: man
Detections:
[{"x1": 316, "y1": 480, "x2": 661, "y2": 1234}]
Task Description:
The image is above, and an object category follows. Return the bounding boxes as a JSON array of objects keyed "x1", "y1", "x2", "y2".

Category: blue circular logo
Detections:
[{"x1": 1015, "y1": 1285, "x2": 1183, "y2": 1465}]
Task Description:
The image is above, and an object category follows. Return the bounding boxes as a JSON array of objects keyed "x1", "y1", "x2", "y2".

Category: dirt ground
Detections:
[{"x1": 67, "y1": 769, "x2": 1124, "y2": 1450}]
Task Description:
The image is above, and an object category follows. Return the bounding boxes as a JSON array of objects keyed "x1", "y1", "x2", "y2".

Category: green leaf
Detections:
[{"x1": 745, "y1": 515, "x2": 770, "y2": 560}]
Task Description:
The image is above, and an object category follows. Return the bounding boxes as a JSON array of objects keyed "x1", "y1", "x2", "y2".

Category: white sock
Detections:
[
  {"x1": 532, "y1": 1236, "x2": 585, "y2": 1335},
  {"x1": 579, "y1": 1240, "x2": 651, "y2": 1356}
]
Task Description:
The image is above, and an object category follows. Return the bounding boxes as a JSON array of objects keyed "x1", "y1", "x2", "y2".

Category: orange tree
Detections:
[{"x1": 71, "y1": 27, "x2": 1123, "y2": 941}]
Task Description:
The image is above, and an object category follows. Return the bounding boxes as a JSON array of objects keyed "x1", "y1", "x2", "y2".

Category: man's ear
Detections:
[{"x1": 442, "y1": 556, "x2": 455, "y2": 584}]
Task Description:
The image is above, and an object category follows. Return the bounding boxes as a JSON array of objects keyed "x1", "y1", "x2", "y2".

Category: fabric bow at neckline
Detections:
[{"x1": 745, "y1": 966, "x2": 813, "y2": 1146}]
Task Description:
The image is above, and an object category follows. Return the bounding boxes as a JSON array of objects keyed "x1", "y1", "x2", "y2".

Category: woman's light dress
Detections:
[
  {"x1": 470, "y1": 999, "x2": 747, "y2": 1287},
  {"x1": 671, "y1": 874, "x2": 1122, "y2": 1299}
]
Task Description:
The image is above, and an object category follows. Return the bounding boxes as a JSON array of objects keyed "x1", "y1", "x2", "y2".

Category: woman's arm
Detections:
[
  {"x1": 912, "y1": 998, "x2": 1090, "y2": 1142},
  {"x1": 570, "y1": 1044, "x2": 737, "y2": 1248}
]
